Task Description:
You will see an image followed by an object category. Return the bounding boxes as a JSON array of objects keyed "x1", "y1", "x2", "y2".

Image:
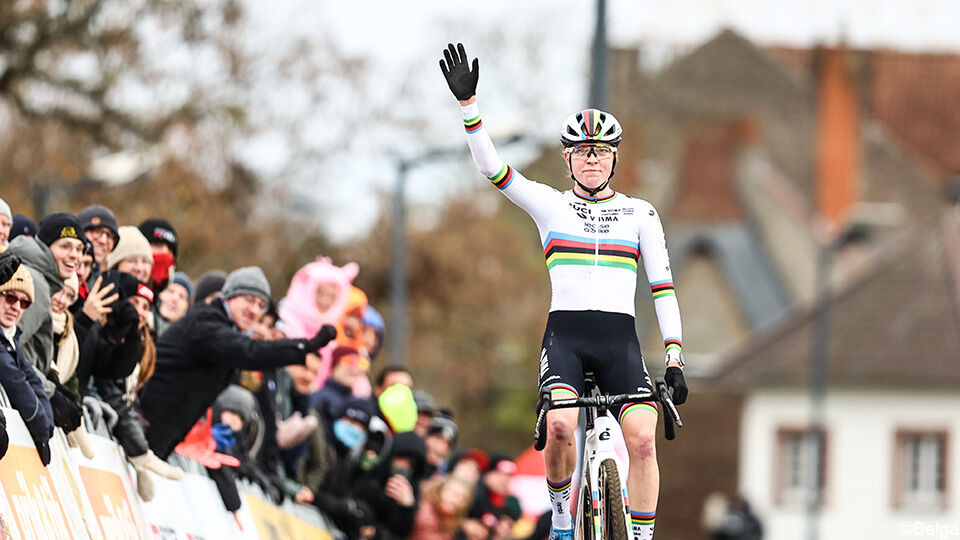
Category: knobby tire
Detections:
[{"x1": 600, "y1": 458, "x2": 629, "y2": 540}]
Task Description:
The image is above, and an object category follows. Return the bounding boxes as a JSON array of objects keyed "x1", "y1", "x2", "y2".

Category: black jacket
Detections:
[
  {"x1": 0, "y1": 329, "x2": 54, "y2": 444},
  {"x1": 140, "y1": 299, "x2": 311, "y2": 459},
  {"x1": 352, "y1": 431, "x2": 427, "y2": 540}
]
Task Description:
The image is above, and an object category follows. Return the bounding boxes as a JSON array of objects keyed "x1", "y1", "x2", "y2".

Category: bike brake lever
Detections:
[
  {"x1": 656, "y1": 378, "x2": 677, "y2": 441},
  {"x1": 534, "y1": 389, "x2": 551, "y2": 451}
]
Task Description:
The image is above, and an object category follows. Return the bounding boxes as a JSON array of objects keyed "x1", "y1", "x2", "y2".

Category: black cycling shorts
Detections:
[{"x1": 537, "y1": 310, "x2": 656, "y2": 422}]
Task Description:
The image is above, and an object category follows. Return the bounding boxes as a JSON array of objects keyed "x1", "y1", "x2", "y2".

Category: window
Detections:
[
  {"x1": 894, "y1": 430, "x2": 948, "y2": 510},
  {"x1": 775, "y1": 427, "x2": 827, "y2": 507}
]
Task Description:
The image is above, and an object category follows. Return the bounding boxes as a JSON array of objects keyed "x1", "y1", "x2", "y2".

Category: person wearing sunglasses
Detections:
[
  {"x1": 0, "y1": 264, "x2": 55, "y2": 465},
  {"x1": 440, "y1": 43, "x2": 688, "y2": 540}
]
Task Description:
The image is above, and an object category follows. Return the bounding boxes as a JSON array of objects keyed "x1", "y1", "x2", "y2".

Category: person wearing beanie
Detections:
[
  {"x1": 0, "y1": 197, "x2": 11, "y2": 248},
  {"x1": 310, "y1": 396, "x2": 378, "y2": 537},
  {"x1": 90, "y1": 270, "x2": 184, "y2": 500},
  {"x1": 193, "y1": 270, "x2": 227, "y2": 304},
  {"x1": 5, "y1": 212, "x2": 83, "y2": 396},
  {"x1": 425, "y1": 413, "x2": 459, "y2": 475},
  {"x1": 106, "y1": 226, "x2": 153, "y2": 285},
  {"x1": 413, "y1": 390, "x2": 438, "y2": 437},
  {"x1": 139, "y1": 264, "x2": 339, "y2": 460},
  {"x1": 0, "y1": 264, "x2": 55, "y2": 465},
  {"x1": 10, "y1": 214, "x2": 38, "y2": 242},
  {"x1": 157, "y1": 271, "x2": 192, "y2": 336},
  {"x1": 138, "y1": 218, "x2": 178, "y2": 291},
  {"x1": 77, "y1": 204, "x2": 119, "y2": 270},
  {"x1": 352, "y1": 430, "x2": 428, "y2": 539}
]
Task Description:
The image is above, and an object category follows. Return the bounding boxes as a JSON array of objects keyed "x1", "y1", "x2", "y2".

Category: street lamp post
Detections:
[{"x1": 388, "y1": 135, "x2": 530, "y2": 366}]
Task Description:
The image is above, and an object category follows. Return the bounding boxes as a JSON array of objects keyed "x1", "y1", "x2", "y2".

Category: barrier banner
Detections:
[
  {"x1": 244, "y1": 493, "x2": 292, "y2": 540},
  {"x1": 0, "y1": 408, "x2": 75, "y2": 540},
  {"x1": 282, "y1": 513, "x2": 333, "y2": 540}
]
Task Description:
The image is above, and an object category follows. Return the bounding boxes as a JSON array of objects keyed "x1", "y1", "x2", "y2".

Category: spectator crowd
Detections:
[{"x1": 0, "y1": 197, "x2": 528, "y2": 540}]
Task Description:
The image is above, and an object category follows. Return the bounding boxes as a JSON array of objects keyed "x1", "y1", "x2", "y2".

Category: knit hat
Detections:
[
  {"x1": 37, "y1": 212, "x2": 82, "y2": 247},
  {"x1": 414, "y1": 390, "x2": 437, "y2": 415},
  {"x1": 139, "y1": 218, "x2": 178, "y2": 258},
  {"x1": 488, "y1": 454, "x2": 517, "y2": 475},
  {"x1": 222, "y1": 266, "x2": 271, "y2": 305},
  {"x1": 76, "y1": 205, "x2": 119, "y2": 245},
  {"x1": 170, "y1": 271, "x2": 194, "y2": 300},
  {"x1": 100, "y1": 270, "x2": 154, "y2": 304},
  {"x1": 10, "y1": 215, "x2": 38, "y2": 240},
  {"x1": 106, "y1": 226, "x2": 153, "y2": 270},
  {"x1": 193, "y1": 270, "x2": 227, "y2": 303},
  {"x1": 0, "y1": 264, "x2": 34, "y2": 304},
  {"x1": 427, "y1": 413, "x2": 459, "y2": 444},
  {"x1": 62, "y1": 272, "x2": 79, "y2": 295},
  {"x1": 0, "y1": 198, "x2": 10, "y2": 220},
  {"x1": 336, "y1": 397, "x2": 375, "y2": 428}
]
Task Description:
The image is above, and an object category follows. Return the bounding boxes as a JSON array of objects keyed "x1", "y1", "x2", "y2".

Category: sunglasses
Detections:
[
  {"x1": 2, "y1": 292, "x2": 32, "y2": 310},
  {"x1": 565, "y1": 144, "x2": 616, "y2": 159}
]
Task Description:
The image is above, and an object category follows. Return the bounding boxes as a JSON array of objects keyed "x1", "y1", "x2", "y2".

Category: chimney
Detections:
[{"x1": 814, "y1": 46, "x2": 860, "y2": 232}]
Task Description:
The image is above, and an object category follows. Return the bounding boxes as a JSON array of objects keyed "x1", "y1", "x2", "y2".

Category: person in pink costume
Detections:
[{"x1": 279, "y1": 257, "x2": 371, "y2": 395}]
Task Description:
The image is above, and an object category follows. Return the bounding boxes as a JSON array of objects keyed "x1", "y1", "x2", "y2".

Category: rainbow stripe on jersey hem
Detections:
[
  {"x1": 618, "y1": 401, "x2": 658, "y2": 423},
  {"x1": 548, "y1": 383, "x2": 579, "y2": 401},
  {"x1": 464, "y1": 114, "x2": 482, "y2": 133},
  {"x1": 488, "y1": 164, "x2": 514, "y2": 190},
  {"x1": 664, "y1": 337, "x2": 682, "y2": 355}
]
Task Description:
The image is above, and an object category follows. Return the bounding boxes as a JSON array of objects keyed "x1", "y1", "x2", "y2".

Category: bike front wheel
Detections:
[
  {"x1": 576, "y1": 471, "x2": 595, "y2": 540},
  {"x1": 599, "y1": 458, "x2": 629, "y2": 540}
]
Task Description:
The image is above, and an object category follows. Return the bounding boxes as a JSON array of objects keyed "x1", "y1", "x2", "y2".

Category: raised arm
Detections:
[{"x1": 440, "y1": 43, "x2": 561, "y2": 226}]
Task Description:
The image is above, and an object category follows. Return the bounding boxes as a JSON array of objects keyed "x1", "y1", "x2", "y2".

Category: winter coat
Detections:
[
  {"x1": 312, "y1": 377, "x2": 352, "y2": 424},
  {"x1": 0, "y1": 328, "x2": 54, "y2": 445},
  {"x1": 75, "y1": 313, "x2": 143, "y2": 397},
  {"x1": 352, "y1": 431, "x2": 428, "y2": 540},
  {"x1": 6, "y1": 235, "x2": 62, "y2": 396},
  {"x1": 312, "y1": 425, "x2": 369, "y2": 539},
  {"x1": 140, "y1": 298, "x2": 312, "y2": 459}
]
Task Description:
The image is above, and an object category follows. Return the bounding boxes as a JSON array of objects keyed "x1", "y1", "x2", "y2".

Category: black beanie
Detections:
[
  {"x1": 37, "y1": 212, "x2": 82, "y2": 247},
  {"x1": 99, "y1": 270, "x2": 155, "y2": 306},
  {"x1": 138, "y1": 218, "x2": 178, "y2": 258}
]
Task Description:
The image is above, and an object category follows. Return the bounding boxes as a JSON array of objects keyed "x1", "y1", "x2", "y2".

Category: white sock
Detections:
[
  {"x1": 631, "y1": 510, "x2": 655, "y2": 539},
  {"x1": 547, "y1": 477, "x2": 573, "y2": 529}
]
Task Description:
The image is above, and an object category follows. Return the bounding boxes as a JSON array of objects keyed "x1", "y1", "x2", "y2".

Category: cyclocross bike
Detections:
[{"x1": 534, "y1": 373, "x2": 684, "y2": 540}]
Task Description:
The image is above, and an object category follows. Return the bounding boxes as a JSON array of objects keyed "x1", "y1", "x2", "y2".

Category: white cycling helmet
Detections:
[{"x1": 560, "y1": 109, "x2": 623, "y2": 147}]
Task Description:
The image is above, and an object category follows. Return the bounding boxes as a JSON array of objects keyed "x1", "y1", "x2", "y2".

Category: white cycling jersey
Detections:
[{"x1": 461, "y1": 102, "x2": 683, "y2": 357}]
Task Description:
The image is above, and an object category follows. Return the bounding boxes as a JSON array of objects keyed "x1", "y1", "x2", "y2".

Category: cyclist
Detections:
[{"x1": 440, "y1": 43, "x2": 688, "y2": 540}]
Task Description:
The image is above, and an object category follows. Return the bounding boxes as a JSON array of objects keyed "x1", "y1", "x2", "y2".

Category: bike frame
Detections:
[
  {"x1": 534, "y1": 374, "x2": 683, "y2": 540},
  {"x1": 575, "y1": 382, "x2": 632, "y2": 539}
]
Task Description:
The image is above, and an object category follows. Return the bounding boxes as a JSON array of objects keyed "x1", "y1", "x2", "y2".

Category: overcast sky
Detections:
[{"x1": 228, "y1": 0, "x2": 960, "y2": 241}]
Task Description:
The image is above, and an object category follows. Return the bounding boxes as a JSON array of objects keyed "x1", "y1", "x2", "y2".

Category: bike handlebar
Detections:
[{"x1": 534, "y1": 376, "x2": 683, "y2": 451}]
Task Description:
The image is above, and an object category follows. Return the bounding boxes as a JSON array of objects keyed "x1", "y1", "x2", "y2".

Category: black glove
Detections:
[
  {"x1": 0, "y1": 252, "x2": 21, "y2": 284},
  {"x1": 102, "y1": 301, "x2": 139, "y2": 344},
  {"x1": 306, "y1": 324, "x2": 337, "y2": 352},
  {"x1": 35, "y1": 440, "x2": 51, "y2": 466},
  {"x1": 439, "y1": 42, "x2": 479, "y2": 101},
  {"x1": 49, "y1": 382, "x2": 83, "y2": 432},
  {"x1": 664, "y1": 366, "x2": 688, "y2": 405}
]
